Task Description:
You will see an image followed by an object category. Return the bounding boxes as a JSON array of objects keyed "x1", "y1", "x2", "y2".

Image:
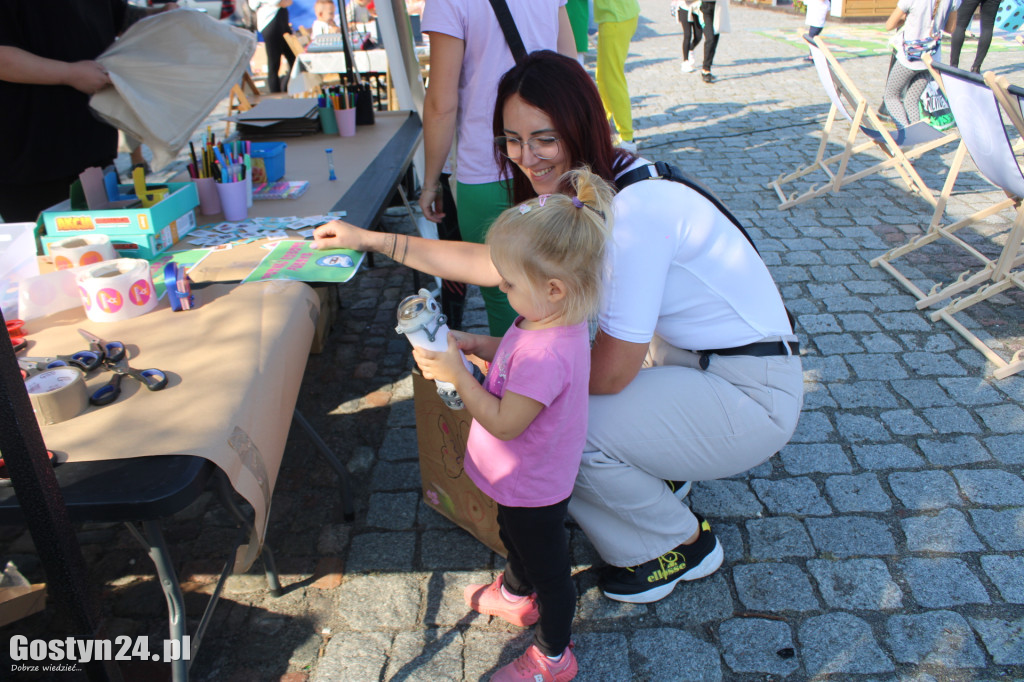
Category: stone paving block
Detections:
[
  {"x1": 822, "y1": 250, "x2": 859, "y2": 265},
  {"x1": 875, "y1": 313, "x2": 933, "y2": 333},
  {"x1": 715, "y1": 522, "x2": 745, "y2": 564},
  {"x1": 575, "y1": 583, "x2": 647, "y2": 622},
  {"x1": 800, "y1": 355, "x2": 851, "y2": 382},
  {"x1": 853, "y1": 443, "x2": 926, "y2": 470},
  {"x1": 829, "y1": 381, "x2": 900, "y2": 408},
  {"x1": 805, "y1": 517, "x2": 897, "y2": 558},
  {"x1": 903, "y1": 351, "x2": 968, "y2": 376},
  {"x1": 421, "y1": 571, "x2": 490, "y2": 627},
  {"x1": 813, "y1": 334, "x2": 866, "y2": 356},
  {"x1": 345, "y1": 532, "x2": 417, "y2": 573},
  {"x1": 572, "y1": 632, "x2": 630, "y2": 682},
  {"x1": 967, "y1": 617, "x2": 1024, "y2": 665},
  {"x1": 688, "y1": 479, "x2": 764, "y2": 518},
  {"x1": 778, "y1": 443, "x2": 850, "y2": 474},
  {"x1": 900, "y1": 508, "x2": 984, "y2": 553},
  {"x1": 846, "y1": 280, "x2": 897, "y2": 295},
  {"x1": 719, "y1": 618, "x2": 798, "y2": 676},
  {"x1": 888, "y1": 470, "x2": 963, "y2": 509},
  {"x1": 463, "y1": 630, "x2": 531, "y2": 682},
  {"x1": 808, "y1": 558, "x2": 903, "y2": 610},
  {"x1": 798, "y1": 612, "x2": 894, "y2": 675},
  {"x1": 937, "y1": 377, "x2": 1004, "y2": 405},
  {"x1": 420, "y1": 529, "x2": 493, "y2": 571},
  {"x1": 980, "y1": 555, "x2": 1024, "y2": 604},
  {"x1": 873, "y1": 295, "x2": 923, "y2": 312},
  {"x1": 836, "y1": 413, "x2": 891, "y2": 442},
  {"x1": 975, "y1": 404, "x2": 1024, "y2": 433},
  {"x1": 891, "y1": 379, "x2": 952, "y2": 407},
  {"x1": 311, "y1": 630, "x2": 392, "y2": 682},
  {"x1": 385, "y1": 629, "x2": 466, "y2": 682},
  {"x1": 797, "y1": 314, "x2": 841, "y2": 335},
  {"x1": 334, "y1": 574, "x2": 423, "y2": 630},
  {"x1": 784, "y1": 251, "x2": 824, "y2": 265},
  {"x1": 733, "y1": 562, "x2": 820, "y2": 612},
  {"x1": 880, "y1": 409, "x2": 933, "y2": 435},
  {"x1": 953, "y1": 469, "x2": 1024, "y2": 506},
  {"x1": 970, "y1": 508, "x2": 1024, "y2": 551},
  {"x1": 837, "y1": 313, "x2": 881, "y2": 332},
  {"x1": 752, "y1": 477, "x2": 832, "y2": 516},
  {"x1": 861, "y1": 333, "x2": 904, "y2": 353},
  {"x1": 655, "y1": 572, "x2": 734, "y2": 624},
  {"x1": 369, "y1": 461, "x2": 422, "y2": 491},
  {"x1": 802, "y1": 382, "x2": 839, "y2": 409},
  {"x1": 365, "y1": 492, "x2": 419, "y2": 530},
  {"x1": 899, "y1": 558, "x2": 990, "y2": 607},
  {"x1": 986, "y1": 435, "x2": 1024, "y2": 464},
  {"x1": 822, "y1": 295, "x2": 877, "y2": 313},
  {"x1": 630, "y1": 628, "x2": 723, "y2": 682},
  {"x1": 922, "y1": 406, "x2": 982, "y2": 434},
  {"x1": 824, "y1": 474, "x2": 892, "y2": 512},
  {"x1": 886, "y1": 611, "x2": 986, "y2": 668},
  {"x1": 786, "y1": 409, "x2": 835, "y2": 440},
  {"x1": 417, "y1": 500, "x2": 459, "y2": 529},
  {"x1": 378, "y1": 426, "x2": 418, "y2": 461},
  {"x1": 919, "y1": 436, "x2": 991, "y2": 466},
  {"x1": 747, "y1": 517, "x2": 815, "y2": 559}
]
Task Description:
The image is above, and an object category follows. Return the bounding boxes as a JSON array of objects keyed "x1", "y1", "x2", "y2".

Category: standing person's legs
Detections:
[
  {"x1": 569, "y1": 338, "x2": 803, "y2": 569},
  {"x1": 883, "y1": 60, "x2": 917, "y2": 127},
  {"x1": 454, "y1": 180, "x2": 515, "y2": 335},
  {"x1": 949, "y1": 0, "x2": 982, "y2": 68},
  {"x1": 700, "y1": 2, "x2": 719, "y2": 77},
  {"x1": 902, "y1": 71, "x2": 930, "y2": 124},
  {"x1": 595, "y1": 16, "x2": 639, "y2": 144},
  {"x1": 264, "y1": 10, "x2": 287, "y2": 93},
  {"x1": 972, "y1": 0, "x2": 1001, "y2": 72},
  {"x1": 498, "y1": 500, "x2": 574, "y2": 657}
]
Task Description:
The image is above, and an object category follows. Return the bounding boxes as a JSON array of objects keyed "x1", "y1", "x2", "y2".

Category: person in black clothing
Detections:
[
  {"x1": 949, "y1": 0, "x2": 1002, "y2": 73},
  {"x1": 0, "y1": 0, "x2": 175, "y2": 223}
]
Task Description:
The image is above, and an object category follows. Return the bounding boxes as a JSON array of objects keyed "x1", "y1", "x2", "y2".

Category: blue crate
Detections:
[{"x1": 251, "y1": 142, "x2": 287, "y2": 183}]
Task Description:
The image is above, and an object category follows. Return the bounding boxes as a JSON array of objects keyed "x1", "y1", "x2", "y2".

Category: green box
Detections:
[{"x1": 39, "y1": 182, "x2": 199, "y2": 260}]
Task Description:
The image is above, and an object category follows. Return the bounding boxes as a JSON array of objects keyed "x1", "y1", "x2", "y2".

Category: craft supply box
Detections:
[{"x1": 38, "y1": 182, "x2": 199, "y2": 260}]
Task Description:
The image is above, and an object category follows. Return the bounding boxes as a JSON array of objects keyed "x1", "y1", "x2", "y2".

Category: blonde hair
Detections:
[{"x1": 486, "y1": 166, "x2": 613, "y2": 326}]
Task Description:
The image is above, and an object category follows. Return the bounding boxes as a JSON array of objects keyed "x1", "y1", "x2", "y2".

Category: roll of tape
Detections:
[
  {"x1": 50, "y1": 234, "x2": 117, "y2": 270},
  {"x1": 165, "y1": 262, "x2": 196, "y2": 311},
  {"x1": 76, "y1": 258, "x2": 157, "y2": 323},
  {"x1": 25, "y1": 367, "x2": 88, "y2": 425}
]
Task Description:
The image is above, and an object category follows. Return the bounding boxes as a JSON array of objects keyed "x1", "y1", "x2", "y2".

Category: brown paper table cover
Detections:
[{"x1": 20, "y1": 280, "x2": 319, "y2": 570}]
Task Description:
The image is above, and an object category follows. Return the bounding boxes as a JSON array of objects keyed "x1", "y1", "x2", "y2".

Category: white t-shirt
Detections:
[
  {"x1": 311, "y1": 18, "x2": 339, "y2": 37},
  {"x1": 805, "y1": 0, "x2": 830, "y2": 28},
  {"x1": 894, "y1": 0, "x2": 958, "y2": 70},
  {"x1": 420, "y1": 0, "x2": 566, "y2": 185},
  {"x1": 598, "y1": 159, "x2": 792, "y2": 350}
]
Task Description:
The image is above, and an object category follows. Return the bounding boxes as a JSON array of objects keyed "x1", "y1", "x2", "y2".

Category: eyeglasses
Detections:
[{"x1": 494, "y1": 135, "x2": 561, "y2": 161}]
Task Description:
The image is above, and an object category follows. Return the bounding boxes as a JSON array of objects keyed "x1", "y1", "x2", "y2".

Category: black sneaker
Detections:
[
  {"x1": 599, "y1": 514, "x2": 723, "y2": 603},
  {"x1": 665, "y1": 480, "x2": 691, "y2": 500},
  {"x1": 701, "y1": 71, "x2": 715, "y2": 83}
]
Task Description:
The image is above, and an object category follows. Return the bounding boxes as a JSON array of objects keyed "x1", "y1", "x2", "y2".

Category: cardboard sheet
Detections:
[{"x1": 19, "y1": 281, "x2": 319, "y2": 571}]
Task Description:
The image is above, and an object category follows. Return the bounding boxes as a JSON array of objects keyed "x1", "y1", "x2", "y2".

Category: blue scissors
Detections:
[
  {"x1": 78, "y1": 329, "x2": 168, "y2": 405},
  {"x1": 18, "y1": 350, "x2": 103, "y2": 374}
]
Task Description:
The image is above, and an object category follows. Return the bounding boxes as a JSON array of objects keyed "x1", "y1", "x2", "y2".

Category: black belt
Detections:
[{"x1": 698, "y1": 341, "x2": 799, "y2": 370}]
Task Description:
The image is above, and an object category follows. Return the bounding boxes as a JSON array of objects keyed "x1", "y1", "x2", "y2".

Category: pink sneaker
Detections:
[
  {"x1": 463, "y1": 574, "x2": 539, "y2": 627},
  {"x1": 492, "y1": 643, "x2": 577, "y2": 682}
]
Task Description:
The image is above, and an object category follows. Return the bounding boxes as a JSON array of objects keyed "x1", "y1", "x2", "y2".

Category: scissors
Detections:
[
  {"x1": 78, "y1": 330, "x2": 167, "y2": 404},
  {"x1": 18, "y1": 351, "x2": 103, "y2": 374}
]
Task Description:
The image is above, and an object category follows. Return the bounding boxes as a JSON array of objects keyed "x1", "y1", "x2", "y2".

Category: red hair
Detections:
[{"x1": 493, "y1": 50, "x2": 634, "y2": 205}]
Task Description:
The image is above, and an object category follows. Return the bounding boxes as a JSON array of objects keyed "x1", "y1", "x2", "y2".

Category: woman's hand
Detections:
[
  {"x1": 412, "y1": 334, "x2": 465, "y2": 384},
  {"x1": 418, "y1": 183, "x2": 445, "y2": 223},
  {"x1": 311, "y1": 220, "x2": 368, "y2": 251}
]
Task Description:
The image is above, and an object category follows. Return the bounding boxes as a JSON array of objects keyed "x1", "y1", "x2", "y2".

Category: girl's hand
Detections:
[
  {"x1": 311, "y1": 220, "x2": 367, "y2": 251},
  {"x1": 412, "y1": 334, "x2": 465, "y2": 384}
]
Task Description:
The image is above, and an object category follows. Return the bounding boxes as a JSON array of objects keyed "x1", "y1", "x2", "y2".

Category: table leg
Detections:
[{"x1": 293, "y1": 409, "x2": 356, "y2": 520}]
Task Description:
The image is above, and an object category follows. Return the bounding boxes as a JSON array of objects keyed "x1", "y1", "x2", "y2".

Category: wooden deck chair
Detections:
[
  {"x1": 771, "y1": 36, "x2": 959, "y2": 210},
  {"x1": 876, "y1": 59, "x2": 1024, "y2": 378},
  {"x1": 224, "y1": 72, "x2": 261, "y2": 136}
]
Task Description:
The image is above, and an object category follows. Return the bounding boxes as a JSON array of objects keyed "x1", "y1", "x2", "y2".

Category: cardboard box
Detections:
[
  {"x1": 0, "y1": 584, "x2": 47, "y2": 628},
  {"x1": 309, "y1": 284, "x2": 336, "y2": 354},
  {"x1": 39, "y1": 182, "x2": 200, "y2": 260},
  {"x1": 413, "y1": 370, "x2": 506, "y2": 556}
]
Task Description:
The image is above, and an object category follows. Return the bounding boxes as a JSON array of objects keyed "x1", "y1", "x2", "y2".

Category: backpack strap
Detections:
[
  {"x1": 487, "y1": 0, "x2": 528, "y2": 65},
  {"x1": 616, "y1": 161, "x2": 797, "y2": 331}
]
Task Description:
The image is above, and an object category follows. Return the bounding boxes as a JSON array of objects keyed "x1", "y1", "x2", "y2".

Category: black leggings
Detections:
[
  {"x1": 262, "y1": 8, "x2": 296, "y2": 93},
  {"x1": 949, "y1": 0, "x2": 1002, "y2": 72},
  {"x1": 678, "y1": 9, "x2": 703, "y2": 61},
  {"x1": 498, "y1": 498, "x2": 575, "y2": 657},
  {"x1": 699, "y1": 2, "x2": 720, "y2": 72}
]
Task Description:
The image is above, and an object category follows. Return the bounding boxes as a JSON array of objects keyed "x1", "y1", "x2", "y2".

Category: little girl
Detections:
[{"x1": 412, "y1": 167, "x2": 613, "y2": 682}]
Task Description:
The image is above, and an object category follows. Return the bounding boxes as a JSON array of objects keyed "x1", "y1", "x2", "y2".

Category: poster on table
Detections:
[{"x1": 242, "y1": 240, "x2": 364, "y2": 284}]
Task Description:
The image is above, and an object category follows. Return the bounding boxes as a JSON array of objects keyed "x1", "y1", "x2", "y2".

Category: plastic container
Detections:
[
  {"x1": 0, "y1": 222, "x2": 41, "y2": 321},
  {"x1": 994, "y1": 0, "x2": 1024, "y2": 31},
  {"x1": 250, "y1": 141, "x2": 287, "y2": 182}
]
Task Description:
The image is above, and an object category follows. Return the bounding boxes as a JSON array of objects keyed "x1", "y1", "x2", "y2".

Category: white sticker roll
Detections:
[
  {"x1": 50, "y1": 234, "x2": 117, "y2": 270},
  {"x1": 25, "y1": 367, "x2": 88, "y2": 425},
  {"x1": 76, "y1": 258, "x2": 158, "y2": 323}
]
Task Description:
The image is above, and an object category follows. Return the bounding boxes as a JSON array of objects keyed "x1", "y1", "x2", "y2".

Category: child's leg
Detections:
[
  {"x1": 807, "y1": 24, "x2": 824, "y2": 38},
  {"x1": 498, "y1": 500, "x2": 575, "y2": 657}
]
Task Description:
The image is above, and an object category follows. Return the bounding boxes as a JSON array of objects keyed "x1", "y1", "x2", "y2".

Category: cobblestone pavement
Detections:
[{"x1": 2, "y1": 2, "x2": 1023, "y2": 680}]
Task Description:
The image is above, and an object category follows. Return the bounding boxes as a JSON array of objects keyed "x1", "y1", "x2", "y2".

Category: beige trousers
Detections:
[{"x1": 569, "y1": 335, "x2": 804, "y2": 567}]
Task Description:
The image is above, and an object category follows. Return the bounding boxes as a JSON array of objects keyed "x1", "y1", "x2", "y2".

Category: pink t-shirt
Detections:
[
  {"x1": 465, "y1": 319, "x2": 590, "y2": 507},
  {"x1": 420, "y1": 0, "x2": 566, "y2": 185}
]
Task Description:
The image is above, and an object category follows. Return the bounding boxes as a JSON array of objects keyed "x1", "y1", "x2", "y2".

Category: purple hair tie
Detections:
[{"x1": 572, "y1": 197, "x2": 584, "y2": 208}]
